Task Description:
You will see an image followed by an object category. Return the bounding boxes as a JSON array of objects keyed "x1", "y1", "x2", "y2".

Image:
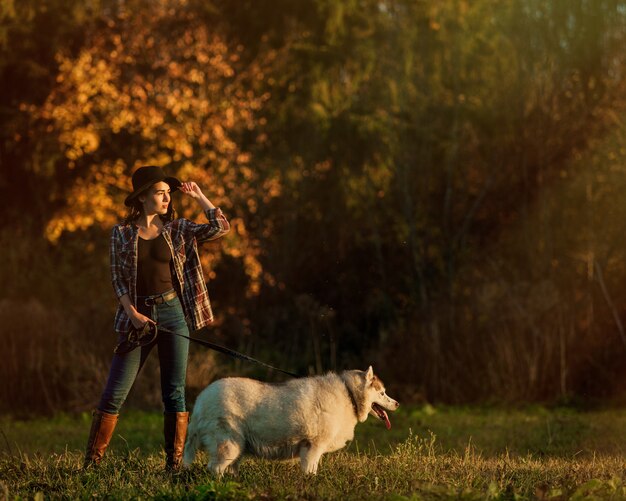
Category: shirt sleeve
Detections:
[
  {"x1": 110, "y1": 226, "x2": 130, "y2": 299},
  {"x1": 184, "y1": 207, "x2": 230, "y2": 244}
]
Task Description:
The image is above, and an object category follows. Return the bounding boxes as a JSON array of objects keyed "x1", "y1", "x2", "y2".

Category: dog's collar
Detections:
[{"x1": 343, "y1": 380, "x2": 360, "y2": 419}]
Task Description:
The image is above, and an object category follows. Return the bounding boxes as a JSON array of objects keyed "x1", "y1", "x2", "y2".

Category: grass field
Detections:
[{"x1": 3, "y1": 405, "x2": 626, "y2": 499}]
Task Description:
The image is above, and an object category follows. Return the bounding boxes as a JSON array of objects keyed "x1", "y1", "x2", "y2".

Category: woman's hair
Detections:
[{"x1": 122, "y1": 192, "x2": 177, "y2": 225}]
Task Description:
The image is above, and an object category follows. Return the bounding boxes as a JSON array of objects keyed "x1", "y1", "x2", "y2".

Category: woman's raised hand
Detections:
[
  {"x1": 179, "y1": 181, "x2": 203, "y2": 199},
  {"x1": 178, "y1": 180, "x2": 215, "y2": 211}
]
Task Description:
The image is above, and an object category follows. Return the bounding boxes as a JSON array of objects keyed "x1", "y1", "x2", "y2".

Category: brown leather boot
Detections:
[
  {"x1": 164, "y1": 411, "x2": 189, "y2": 471},
  {"x1": 84, "y1": 409, "x2": 118, "y2": 468}
]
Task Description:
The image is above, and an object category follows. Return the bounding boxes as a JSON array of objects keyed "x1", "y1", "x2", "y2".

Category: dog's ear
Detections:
[{"x1": 365, "y1": 366, "x2": 374, "y2": 382}]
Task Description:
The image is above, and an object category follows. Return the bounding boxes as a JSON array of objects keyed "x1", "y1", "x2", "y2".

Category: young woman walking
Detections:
[{"x1": 83, "y1": 165, "x2": 229, "y2": 470}]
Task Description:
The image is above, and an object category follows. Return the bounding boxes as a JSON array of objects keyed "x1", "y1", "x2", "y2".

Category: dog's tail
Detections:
[{"x1": 183, "y1": 418, "x2": 199, "y2": 467}]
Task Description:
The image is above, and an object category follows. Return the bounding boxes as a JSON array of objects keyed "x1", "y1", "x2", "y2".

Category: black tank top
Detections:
[{"x1": 136, "y1": 233, "x2": 174, "y2": 296}]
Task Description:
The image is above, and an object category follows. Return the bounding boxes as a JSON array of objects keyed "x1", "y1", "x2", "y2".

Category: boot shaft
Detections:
[
  {"x1": 164, "y1": 411, "x2": 189, "y2": 471},
  {"x1": 84, "y1": 409, "x2": 118, "y2": 467}
]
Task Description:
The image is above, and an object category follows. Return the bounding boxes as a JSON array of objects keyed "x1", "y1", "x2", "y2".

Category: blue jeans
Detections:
[{"x1": 98, "y1": 291, "x2": 190, "y2": 414}]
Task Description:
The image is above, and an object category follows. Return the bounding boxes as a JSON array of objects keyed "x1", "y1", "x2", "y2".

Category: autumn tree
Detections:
[{"x1": 36, "y1": 0, "x2": 281, "y2": 295}]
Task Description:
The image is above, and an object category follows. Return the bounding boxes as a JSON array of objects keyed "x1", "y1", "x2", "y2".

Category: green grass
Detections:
[{"x1": 2, "y1": 406, "x2": 626, "y2": 499}]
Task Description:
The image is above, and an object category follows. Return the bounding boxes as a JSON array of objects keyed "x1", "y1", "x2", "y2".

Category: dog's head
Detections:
[
  {"x1": 343, "y1": 366, "x2": 399, "y2": 428},
  {"x1": 364, "y1": 366, "x2": 399, "y2": 429}
]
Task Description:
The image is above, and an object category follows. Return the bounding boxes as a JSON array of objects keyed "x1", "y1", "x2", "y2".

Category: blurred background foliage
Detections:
[{"x1": 2, "y1": 0, "x2": 626, "y2": 414}]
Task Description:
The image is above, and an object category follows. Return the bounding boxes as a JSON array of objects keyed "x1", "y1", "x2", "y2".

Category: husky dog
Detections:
[{"x1": 183, "y1": 366, "x2": 399, "y2": 475}]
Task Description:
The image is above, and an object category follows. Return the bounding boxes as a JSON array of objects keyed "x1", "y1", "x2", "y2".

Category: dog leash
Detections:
[{"x1": 155, "y1": 324, "x2": 300, "y2": 378}]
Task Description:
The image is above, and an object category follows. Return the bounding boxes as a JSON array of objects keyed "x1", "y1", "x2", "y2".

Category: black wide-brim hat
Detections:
[{"x1": 124, "y1": 165, "x2": 182, "y2": 207}]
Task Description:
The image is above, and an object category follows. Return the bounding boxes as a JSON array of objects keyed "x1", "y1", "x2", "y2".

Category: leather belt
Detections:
[{"x1": 140, "y1": 289, "x2": 177, "y2": 306}]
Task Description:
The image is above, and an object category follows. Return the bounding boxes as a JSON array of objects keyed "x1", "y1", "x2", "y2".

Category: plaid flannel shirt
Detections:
[{"x1": 110, "y1": 208, "x2": 229, "y2": 334}]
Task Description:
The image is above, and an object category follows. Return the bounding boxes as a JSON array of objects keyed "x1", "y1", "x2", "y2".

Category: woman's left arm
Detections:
[{"x1": 179, "y1": 181, "x2": 230, "y2": 243}]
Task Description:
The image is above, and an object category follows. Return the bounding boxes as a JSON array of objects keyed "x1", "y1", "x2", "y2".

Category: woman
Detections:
[{"x1": 84, "y1": 165, "x2": 229, "y2": 470}]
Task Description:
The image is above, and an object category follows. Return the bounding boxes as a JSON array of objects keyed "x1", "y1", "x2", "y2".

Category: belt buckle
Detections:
[{"x1": 144, "y1": 297, "x2": 155, "y2": 306}]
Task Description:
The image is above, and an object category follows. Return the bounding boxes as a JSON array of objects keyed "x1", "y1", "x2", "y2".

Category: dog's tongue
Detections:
[
  {"x1": 373, "y1": 404, "x2": 391, "y2": 429},
  {"x1": 382, "y1": 410, "x2": 391, "y2": 430}
]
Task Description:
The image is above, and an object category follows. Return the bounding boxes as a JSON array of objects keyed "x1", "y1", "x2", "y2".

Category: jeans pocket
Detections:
[{"x1": 162, "y1": 296, "x2": 186, "y2": 324}]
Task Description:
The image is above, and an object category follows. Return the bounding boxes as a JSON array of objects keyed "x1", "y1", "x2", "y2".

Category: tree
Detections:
[{"x1": 37, "y1": 0, "x2": 277, "y2": 294}]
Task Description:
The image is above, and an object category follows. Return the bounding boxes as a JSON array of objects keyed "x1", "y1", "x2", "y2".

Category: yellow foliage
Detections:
[{"x1": 39, "y1": 1, "x2": 282, "y2": 296}]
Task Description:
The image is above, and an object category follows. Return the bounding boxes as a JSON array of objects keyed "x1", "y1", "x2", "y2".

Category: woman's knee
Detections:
[
  {"x1": 98, "y1": 390, "x2": 126, "y2": 414},
  {"x1": 162, "y1": 386, "x2": 186, "y2": 413}
]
